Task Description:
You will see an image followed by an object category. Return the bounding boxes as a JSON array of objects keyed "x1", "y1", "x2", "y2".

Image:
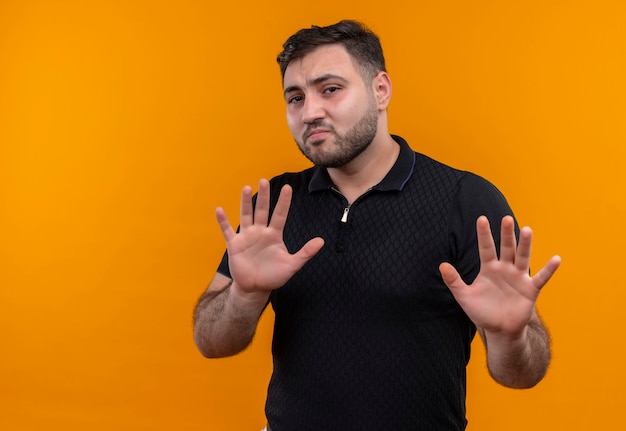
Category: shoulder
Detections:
[
  {"x1": 406, "y1": 149, "x2": 512, "y2": 217},
  {"x1": 456, "y1": 171, "x2": 509, "y2": 204},
  {"x1": 265, "y1": 167, "x2": 317, "y2": 201},
  {"x1": 413, "y1": 152, "x2": 466, "y2": 181},
  {"x1": 412, "y1": 152, "x2": 504, "y2": 196},
  {"x1": 450, "y1": 170, "x2": 515, "y2": 223},
  {"x1": 404, "y1": 152, "x2": 468, "y2": 199},
  {"x1": 269, "y1": 167, "x2": 315, "y2": 187}
]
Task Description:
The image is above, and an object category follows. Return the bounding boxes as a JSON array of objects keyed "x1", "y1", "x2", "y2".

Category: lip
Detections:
[{"x1": 305, "y1": 128, "x2": 331, "y2": 142}]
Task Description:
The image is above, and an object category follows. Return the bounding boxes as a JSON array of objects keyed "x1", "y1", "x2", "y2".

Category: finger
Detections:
[
  {"x1": 268, "y1": 184, "x2": 293, "y2": 231},
  {"x1": 439, "y1": 262, "x2": 467, "y2": 292},
  {"x1": 499, "y1": 215, "x2": 517, "y2": 263},
  {"x1": 476, "y1": 216, "x2": 498, "y2": 263},
  {"x1": 292, "y1": 237, "x2": 325, "y2": 268},
  {"x1": 239, "y1": 185, "x2": 254, "y2": 229},
  {"x1": 254, "y1": 179, "x2": 271, "y2": 226},
  {"x1": 532, "y1": 255, "x2": 561, "y2": 290},
  {"x1": 216, "y1": 207, "x2": 236, "y2": 242},
  {"x1": 515, "y1": 226, "x2": 533, "y2": 271}
]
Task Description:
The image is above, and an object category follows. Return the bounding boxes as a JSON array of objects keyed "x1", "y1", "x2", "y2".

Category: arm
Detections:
[
  {"x1": 476, "y1": 309, "x2": 551, "y2": 388},
  {"x1": 193, "y1": 179, "x2": 324, "y2": 358},
  {"x1": 440, "y1": 215, "x2": 561, "y2": 388},
  {"x1": 193, "y1": 273, "x2": 270, "y2": 358}
]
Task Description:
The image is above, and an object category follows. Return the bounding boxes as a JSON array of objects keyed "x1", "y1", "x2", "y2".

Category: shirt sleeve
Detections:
[
  {"x1": 447, "y1": 172, "x2": 520, "y2": 285},
  {"x1": 216, "y1": 249, "x2": 231, "y2": 278}
]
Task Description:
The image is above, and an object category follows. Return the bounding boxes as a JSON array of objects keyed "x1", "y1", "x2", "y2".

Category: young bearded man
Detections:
[{"x1": 193, "y1": 20, "x2": 561, "y2": 431}]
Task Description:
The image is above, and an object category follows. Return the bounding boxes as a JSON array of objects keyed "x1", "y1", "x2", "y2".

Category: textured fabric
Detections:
[{"x1": 217, "y1": 136, "x2": 518, "y2": 431}]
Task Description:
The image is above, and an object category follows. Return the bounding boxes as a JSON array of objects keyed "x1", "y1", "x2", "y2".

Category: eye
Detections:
[
  {"x1": 287, "y1": 95, "x2": 304, "y2": 104},
  {"x1": 323, "y1": 86, "x2": 340, "y2": 94}
]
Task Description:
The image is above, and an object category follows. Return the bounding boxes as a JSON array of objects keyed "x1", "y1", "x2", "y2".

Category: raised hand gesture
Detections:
[
  {"x1": 216, "y1": 179, "x2": 325, "y2": 295},
  {"x1": 439, "y1": 215, "x2": 561, "y2": 338}
]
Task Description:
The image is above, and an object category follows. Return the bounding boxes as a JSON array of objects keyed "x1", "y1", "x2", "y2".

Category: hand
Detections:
[
  {"x1": 216, "y1": 179, "x2": 325, "y2": 295},
  {"x1": 439, "y1": 215, "x2": 561, "y2": 338}
]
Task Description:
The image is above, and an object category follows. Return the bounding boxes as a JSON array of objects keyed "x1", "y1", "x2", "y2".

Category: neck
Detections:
[{"x1": 327, "y1": 133, "x2": 399, "y2": 204}]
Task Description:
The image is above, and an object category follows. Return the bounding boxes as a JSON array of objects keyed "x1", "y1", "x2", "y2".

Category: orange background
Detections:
[{"x1": 1, "y1": 1, "x2": 624, "y2": 430}]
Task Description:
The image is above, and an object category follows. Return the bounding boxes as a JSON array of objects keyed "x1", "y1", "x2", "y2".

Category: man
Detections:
[{"x1": 193, "y1": 20, "x2": 561, "y2": 430}]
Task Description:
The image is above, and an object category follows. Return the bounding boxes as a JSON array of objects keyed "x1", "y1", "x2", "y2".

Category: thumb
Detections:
[
  {"x1": 439, "y1": 262, "x2": 466, "y2": 292},
  {"x1": 293, "y1": 237, "x2": 325, "y2": 267},
  {"x1": 531, "y1": 255, "x2": 561, "y2": 290}
]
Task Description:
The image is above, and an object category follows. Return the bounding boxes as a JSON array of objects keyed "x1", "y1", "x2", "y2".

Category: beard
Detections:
[{"x1": 296, "y1": 101, "x2": 378, "y2": 168}]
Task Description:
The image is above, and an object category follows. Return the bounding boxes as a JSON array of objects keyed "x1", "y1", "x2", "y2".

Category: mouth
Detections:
[{"x1": 305, "y1": 128, "x2": 331, "y2": 145}]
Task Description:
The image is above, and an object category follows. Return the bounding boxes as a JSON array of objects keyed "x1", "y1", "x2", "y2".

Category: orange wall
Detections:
[{"x1": 1, "y1": 1, "x2": 624, "y2": 430}]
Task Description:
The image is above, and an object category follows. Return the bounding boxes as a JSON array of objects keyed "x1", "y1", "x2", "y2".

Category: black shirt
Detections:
[{"x1": 218, "y1": 135, "x2": 517, "y2": 430}]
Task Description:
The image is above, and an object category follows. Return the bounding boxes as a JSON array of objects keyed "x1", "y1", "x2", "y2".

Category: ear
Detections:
[{"x1": 372, "y1": 71, "x2": 392, "y2": 110}]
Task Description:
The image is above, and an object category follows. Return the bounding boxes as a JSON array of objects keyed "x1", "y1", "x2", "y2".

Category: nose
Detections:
[{"x1": 302, "y1": 95, "x2": 325, "y2": 124}]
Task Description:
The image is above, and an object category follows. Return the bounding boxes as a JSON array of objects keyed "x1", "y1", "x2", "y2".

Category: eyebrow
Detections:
[{"x1": 283, "y1": 73, "x2": 349, "y2": 97}]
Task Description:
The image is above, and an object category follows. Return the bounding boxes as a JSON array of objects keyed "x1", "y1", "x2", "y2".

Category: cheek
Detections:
[
  {"x1": 333, "y1": 104, "x2": 363, "y2": 128},
  {"x1": 286, "y1": 112, "x2": 301, "y2": 139}
]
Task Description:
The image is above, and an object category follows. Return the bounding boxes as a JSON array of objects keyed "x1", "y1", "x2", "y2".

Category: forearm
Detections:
[
  {"x1": 193, "y1": 279, "x2": 270, "y2": 358},
  {"x1": 482, "y1": 312, "x2": 551, "y2": 389}
]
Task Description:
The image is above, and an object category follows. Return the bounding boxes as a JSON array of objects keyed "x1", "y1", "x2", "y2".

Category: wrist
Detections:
[
  {"x1": 484, "y1": 324, "x2": 529, "y2": 344},
  {"x1": 229, "y1": 281, "x2": 271, "y2": 309}
]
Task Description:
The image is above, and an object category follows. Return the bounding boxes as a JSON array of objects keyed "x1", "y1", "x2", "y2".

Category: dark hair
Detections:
[{"x1": 277, "y1": 20, "x2": 386, "y2": 80}]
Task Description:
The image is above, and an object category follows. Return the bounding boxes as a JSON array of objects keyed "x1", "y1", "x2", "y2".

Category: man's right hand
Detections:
[{"x1": 216, "y1": 178, "x2": 325, "y2": 296}]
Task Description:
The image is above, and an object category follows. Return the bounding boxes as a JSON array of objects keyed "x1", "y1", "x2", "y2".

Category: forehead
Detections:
[{"x1": 282, "y1": 44, "x2": 362, "y2": 88}]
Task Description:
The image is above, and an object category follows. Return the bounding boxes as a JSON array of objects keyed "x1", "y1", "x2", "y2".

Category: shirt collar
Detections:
[{"x1": 308, "y1": 134, "x2": 416, "y2": 193}]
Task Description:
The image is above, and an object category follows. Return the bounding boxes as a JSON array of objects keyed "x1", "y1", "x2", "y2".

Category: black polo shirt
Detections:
[{"x1": 217, "y1": 135, "x2": 517, "y2": 431}]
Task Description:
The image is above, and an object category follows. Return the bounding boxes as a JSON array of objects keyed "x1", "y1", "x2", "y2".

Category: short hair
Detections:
[{"x1": 277, "y1": 20, "x2": 387, "y2": 81}]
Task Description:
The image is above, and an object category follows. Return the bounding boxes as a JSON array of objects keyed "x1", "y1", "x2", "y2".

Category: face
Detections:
[{"x1": 282, "y1": 44, "x2": 379, "y2": 168}]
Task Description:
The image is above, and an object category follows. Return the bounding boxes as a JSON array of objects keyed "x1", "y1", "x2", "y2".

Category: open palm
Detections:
[
  {"x1": 440, "y1": 216, "x2": 561, "y2": 336},
  {"x1": 216, "y1": 179, "x2": 325, "y2": 294}
]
